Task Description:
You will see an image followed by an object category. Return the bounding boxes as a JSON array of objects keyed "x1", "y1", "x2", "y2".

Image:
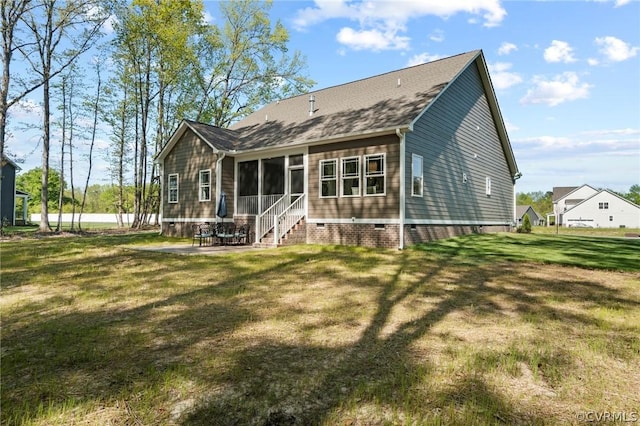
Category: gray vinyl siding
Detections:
[
  {"x1": 308, "y1": 135, "x2": 400, "y2": 219},
  {"x1": 405, "y1": 62, "x2": 514, "y2": 223},
  {"x1": 162, "y1": 129, "x2": 217, "y2": 219},
  {"x1": 0, "y1": 163, "x2": 16, "y2": 225}
]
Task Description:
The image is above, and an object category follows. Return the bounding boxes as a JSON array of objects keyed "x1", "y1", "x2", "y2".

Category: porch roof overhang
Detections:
[{"x1": 230, "y1": 125, "x2": 410, "y2": 159}]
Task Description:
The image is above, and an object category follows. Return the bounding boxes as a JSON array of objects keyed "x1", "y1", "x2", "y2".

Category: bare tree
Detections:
[
  {"x1": 78, "y1": 57, "x2": 102, "y2": 231},
  {"x1": 18, "y1": 0, "x2": 109, "y2": 231},
  {"x1": 0, "y1": 0, "x2": 32, "y2": 234}
]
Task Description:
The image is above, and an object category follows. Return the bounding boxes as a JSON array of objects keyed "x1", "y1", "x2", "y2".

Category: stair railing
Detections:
[
  {"x1": 275, "y1": 194, "x2": 306, "y2": 245},
  {"x1": 256, "y1": 194, "x2": 290, "y2": 243}
]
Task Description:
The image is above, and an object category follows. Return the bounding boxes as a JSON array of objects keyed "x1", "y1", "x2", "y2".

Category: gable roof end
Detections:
[
  {"x1": 411, "y1": 50, "x2": 519, "y2": 179},
  {"x1": 156, "y1": 120, "x2": 238, "y2": 162}
]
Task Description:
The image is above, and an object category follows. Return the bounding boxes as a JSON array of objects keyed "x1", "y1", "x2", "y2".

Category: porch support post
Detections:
[
  {"x1": 215, "y1": 152, "x2": 225, "y2": 221},
  {"x1": 258, "y1": 159, "x2": 263, "y2": 214},
  {"x1": 273, "y1": 214, "x2": 278, "y2": 246}
]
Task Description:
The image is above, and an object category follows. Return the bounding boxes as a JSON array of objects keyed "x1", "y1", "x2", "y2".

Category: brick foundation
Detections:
[
  {"x1": 162, "y1": 218, "x2": 511, "y2": 249},
  {"x1": 307, "y1": 223, "x2": 400, "y2": 249}
]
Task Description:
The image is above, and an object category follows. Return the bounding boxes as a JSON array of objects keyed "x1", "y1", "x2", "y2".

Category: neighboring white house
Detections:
[{"x1": 550, "y1": 185, "x2": 640, "y2": 228}]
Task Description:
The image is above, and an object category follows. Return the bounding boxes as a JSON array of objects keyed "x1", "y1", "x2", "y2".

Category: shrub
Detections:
[{"x1": 520, "y1": 214, "x2": 532, "y2": 234}]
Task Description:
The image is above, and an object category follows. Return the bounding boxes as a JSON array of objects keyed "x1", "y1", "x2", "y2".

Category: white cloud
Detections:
[
  {"x1": 520, "y1": 72, "x2": 592, "y2": 107},
  {"x1": 497, "y1": 42, "x2": 517, "y2": 56},
  {"x1": 293, "y1": 0, "x2": 507, "y2": 52},
  {"x1": 429, "y1": 29, "x2": 445, "y2": 42},
  {"x1": 590, "y1": 0, "x2": 631, "y2": 6},
  {"x1": 595, "y1": 36, "x2": 639, "y2": 62},
  {"x1": 406, "y1": 52, "x2": 443, "y2": 67},
  {"x1": 336, "y1": 27, "x2": 410, "y2": 51},
  {"x1": 515, "y1": 128, "x2": 639, "y2": 151},
  {"x1": 587, "y1": 58, "x2": 600, "y2": 66},
  {"x1": 488, "y1": 62, "x2": 523, "y2": 90},
  {"x1": 7, "y1": 98, "x2": 42, "y2": 121},
  {"x1": 544, "y1": 40, "x2": 577, "y2": 63}
]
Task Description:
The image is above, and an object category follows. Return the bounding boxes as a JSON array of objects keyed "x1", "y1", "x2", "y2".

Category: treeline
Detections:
[
  {"x1": 16, "y1": 167, "x2": 135, "y2": 215},
  {"x1": 1, "y1": 0, "x2": 313, "y2": 233}
]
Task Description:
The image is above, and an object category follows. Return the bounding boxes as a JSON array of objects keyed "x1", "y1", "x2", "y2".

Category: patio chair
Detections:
[
  {"x1": 215, "y1": 222, "x2": 236, "y2": 245},
  {"x1": 234, "y1": 224, "x2": 251, "y2": 245},
  {"x1": 192, "y1": 223, "x2": 213, "y2": 246}
]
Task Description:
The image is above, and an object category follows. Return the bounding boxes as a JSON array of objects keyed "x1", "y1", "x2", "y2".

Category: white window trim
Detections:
[
  {"x1": 364, "y1": 153, "x2": 386, "y2": 197},
  {"x1": 168, "y1": 173, "x2": 179, "y2": 204},
  {"x1": 411, "y1": 154, "x2": 423, "y2": 197},
  {"x1": 319, "y1": 158, "x2": 338, "y2": 198},
  {"x1": 341, "y1": 156, "x2": 361, "y2": 197},
  {"x1": 199, "y1": 169, "x2": 211, "y2": 202},
  {"x1": 485, "y1": 176, "x2": 492, "y2": 196}
]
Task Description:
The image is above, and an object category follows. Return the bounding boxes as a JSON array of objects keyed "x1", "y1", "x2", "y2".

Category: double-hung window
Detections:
[
  {"x1": 320, "y1": 159, "x2": 337, "y2": 197},
  {"x1": 412, "y1": 154, "x2": 423, "y2": 197},
  {"x1": 199, "y1": 169, "x2": 211, "y2": 201},
  {"x1": 342, "y1": 157, "x2": 360, "y2": 196},
  {"x1": 168, "y1": 174, "x2": 179, "y2": 204},
  {"x1": 365, "y1": 154, "x2": 385, "y2": 195}
]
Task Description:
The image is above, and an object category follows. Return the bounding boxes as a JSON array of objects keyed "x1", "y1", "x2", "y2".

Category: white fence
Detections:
[{"x1": 31, "y1": 213, "x2": 157, "y2": 224}]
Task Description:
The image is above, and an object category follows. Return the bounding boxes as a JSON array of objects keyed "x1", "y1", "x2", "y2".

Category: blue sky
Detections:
[{"x1": 7, "y1": 0, "x2": 640, "y2": 195}]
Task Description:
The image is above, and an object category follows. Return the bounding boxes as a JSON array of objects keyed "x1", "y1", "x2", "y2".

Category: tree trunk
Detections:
[
  {"x1": 40, "y1": 77, "x2": 51, "y2": 232},
  {"x1": 79, "y1": 63, "x2": 101, "y2": 231}
]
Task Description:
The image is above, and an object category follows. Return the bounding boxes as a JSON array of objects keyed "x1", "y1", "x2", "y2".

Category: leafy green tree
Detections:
[
  {"x1": 516, "y1": 192, "x2": 533, "y2": 206},
  {"x1": 16, "y1": 167, "x2": 71, "y2": 214},
  {"x1": 20, "y1": 0, "x2": 110, "y2": 231},
  {"x1": 195, "y1": 0, "x2": 314, "y2": 127},
  {"x1": 112, "y1": 0, "x2": 206, "y2": 228},
  {"x1": 516, "y1": 191, "x2": 552, "y2": 217},
  {"x1": 625, "y1": 184, "x2": 640, "y2": 205}
]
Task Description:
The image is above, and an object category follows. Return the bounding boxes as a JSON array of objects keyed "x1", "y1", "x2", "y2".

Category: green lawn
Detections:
[{"x1": 1, "y1": 232, "x2": 639, "y2": 425}]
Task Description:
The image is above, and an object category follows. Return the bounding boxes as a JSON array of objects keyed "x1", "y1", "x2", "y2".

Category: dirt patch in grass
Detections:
[{"x1": 1, "y1": 238, "x2": 639, "y2": 425}]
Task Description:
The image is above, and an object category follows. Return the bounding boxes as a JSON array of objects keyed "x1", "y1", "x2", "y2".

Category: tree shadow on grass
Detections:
[
  {"x1": 2, "y1": 239, "x2": 638, "y2": 425},
  {"x1": 181, "y1": 247, "x2": 634, "y2": 425}
]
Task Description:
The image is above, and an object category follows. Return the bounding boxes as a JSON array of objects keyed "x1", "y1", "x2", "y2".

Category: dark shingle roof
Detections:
[
  {"x1": 552, "y1": 186, "x2": 578, "y2": 202},
  {"x1": 184, "y1": 120, "x2": 237, "y2": 151},
  {"x1": 229, "y1": 50, "x2": 480, "y2": 150}
]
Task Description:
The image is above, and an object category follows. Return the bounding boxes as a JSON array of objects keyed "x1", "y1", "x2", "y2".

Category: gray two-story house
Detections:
[{"x1": 156, "y1": 50, "x2": 520, "y2": 248}]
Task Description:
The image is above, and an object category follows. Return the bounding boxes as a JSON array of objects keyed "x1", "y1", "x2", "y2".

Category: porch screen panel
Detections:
[
  {"x1": 238, "y1": 161, "x2": 258, "y2": 196},
  {"x1": 262, "y1": 157, "x2": 285, "y2": 195}
]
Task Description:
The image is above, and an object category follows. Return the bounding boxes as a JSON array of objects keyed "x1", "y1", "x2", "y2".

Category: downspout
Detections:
[
  {"x1": 397, "y1": 128, "x2": 406, "y2": 250},
  {"x1": 513, "y1": 172, "x2": 522, "y2": 229},
  {"x1": 215, "y1": 152, "x2": 226, "y2": 221}
]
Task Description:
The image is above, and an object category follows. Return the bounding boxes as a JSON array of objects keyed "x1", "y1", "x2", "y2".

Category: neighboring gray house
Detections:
[
  {"x1": 1, "y1": 155, "x2": 27, "y2": 226},
  {"x1": 157, "y1": 50, "x2": 521, "y2": 248},
  {"x1": 516, "y1": 205, "x2": 544, "y2": 226}
]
